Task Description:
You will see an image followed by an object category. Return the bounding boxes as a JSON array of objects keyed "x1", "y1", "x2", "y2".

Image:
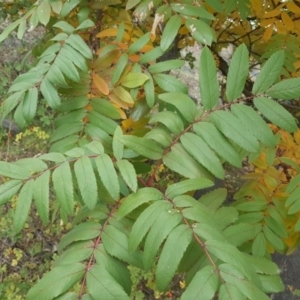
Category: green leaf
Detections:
[
  {"x1": 219, "y1": 264, "x2": 269, "y2": 300},
  {"x1": 65, "y1": 34, "x2": 93, "y2": 59},
  {"x1": 259, "y1": 274, "x2": 284, "y2": 293},
  {"x1": 199, "y1": 46, "x2": 219, "y2": 110},
  {"x1": 210, "y1": 111, "x2": 259, "y2": 152},
  {"x1": 37, "y1": 0, "x2": 51, "y2": 26},
  {"x1": 193, "y1": 122, "x2": 242, "y2": 168},
  {"x1": 149, "y1": 111, "x2": 184, "y2": 134},
  {"x1": 59, "y1": 222, "x2": 101, "y2": 252},
  {"x1": 226, "y1": 44, "x2": 249, "y2": 101},
  {"x1": 219, "y1": 283, "x2": 246, "y2": 300},
  {"x1": 231, "y1": 104, "x2": 276, "y2": 147},
  {"x1": 160, "y1": 15, "x2": 181, "y2": 52},
  {"x1": 171, "y1": 3, "x2": 215, "y2": 20},
  {"x1": 181, "y1": 132, "x2": 225, "y2": 179},
  {"x1": 52, "y1": 162, "x2": 74, "y2": 215},
  {"x1": 128, "y1": 32, "x2": 150, "y2": 53},
  {"x1": 75, "y1": 156, "x2": 98, "y2": 210},
  {"x1": 185, "y1": 18, "x2": 216, "y2": 45},
  {"x1": 120, "y1": 73, "x2": 149, "y2": 88},
  {"x1": 263, "y1": 226, "x2": 285, "y2": 251},
  {"x1": 56, "y1": 55, "x2": 80, "y2": 82},
  {"x1": 39, "y1": 153, "x2": 66, "y2": 163},
  {"x1": 144, "y1": 71, "x2": 155, "y2": 107},
  {"x1": 266, "y1": 77, "x2": 300, "y2": 99},
  {"x1": 144, "y1": 127, "x2": 172, "y2": 147},
  {"x1": 199, "y1": 188, "x2": 227, "y2": 212},
  {"x1": 143, "y1": 209, "x2": 182, "y2": 270},
  {"x1": 60, "y1": 0, "x2": 81, "y2": 18},
  {"x1": 116, "y1": 160, "x2": 137, "y2": 192},
  {"x1": 102, "y1": 225, "x2": 143, "y2": 268},
  {"x1": 154, "y1": 73, "x2": 188, "y2": 93},
  {"x1": 166, "y1": 178, "x2": 214, "y2": 199},
  {"x1": 26, "y1": 263, "x2": 85, "y2": 300},
  {"x1": 117, "y1": 187, "x2": 163, "y2": 219},
  {"x1": 126, "y1": 0, "x2": 141, "y2": 10},
  {"x1": 113, "y1": 86, "x2": 134, "y2": 104},
  {"x1": 254, "y1": 97, "x2": 297, "y2": 132},
  {"x1": 181, "y1": 266, "x2": 219, "y2": 300},
  {"x1": 158, "y1": 92, "x2": 198, "y2": 123},
  {"x1": 223, "y1": 223, "x2": 260, "y2": 246},
  {"x1": 156, "y1": 224, "x2": 192, "y2": 291},
  {"x1": 113, "y1": 127, "x2": 124, "y2": 160},
  {"x1": 0, "y1": 161, "x2": 30, "y2": 179},
  {"x1": 88, "y1": 110, "x2": 118, "y2": 135},
  {"x1": 40, "y1": 78, "x2": 61, "y2": 109},
  {"x1": 87, "y1": 264, "x2": 130, "y2": 300},
  {"x1": 139, "y1": 47, "x2": 164, "y2": 64},
  {"x1": 95, "y1": 154, "x2": 120, "y2": 201},
  {"x1": 54, "y1": 241, "x2": 94, "y2": 267},
  {"x1": 22, "y1": 87, "x2": 38, "y2": 122},
  {"x1": 14, "y1": 180, "x2": 34, "y2": 234},
  {"x1": 0, "y1": 180, "x2": 22, "y2": 206},
  {"x1": 33, "y1": 170, "x2": 50, "y2": 225},
  {"x1": 61, "y1": 44, "x2": 88, "y2": 72},
  {"x1": 148, "y1": 60, "x2": 185, "y2": 74},
  {"x1": 206, "y1": 240, "x2": 259, "y2": 285},
  {"x1": 112, "y1": 53, "x2": 128, "y2": 85},
  {"x1": 118, "y1": 136, "x2": 164, "y2": 160},
  {"x1": 163, "y1": 144, "x2": 209, "y2": 178},
  {"x1": 252, "y1": 50, "x2": 285, "y2": 94}
]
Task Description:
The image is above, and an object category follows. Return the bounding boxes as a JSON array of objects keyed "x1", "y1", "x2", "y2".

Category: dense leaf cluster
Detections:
[{"x1": 1, "y1": 0, "x2": 300, "y2": 299}]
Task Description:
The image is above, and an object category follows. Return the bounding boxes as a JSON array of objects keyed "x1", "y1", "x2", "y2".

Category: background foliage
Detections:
[{"x1": 1, "y1": 0, "x2": 300, "y2": 299}]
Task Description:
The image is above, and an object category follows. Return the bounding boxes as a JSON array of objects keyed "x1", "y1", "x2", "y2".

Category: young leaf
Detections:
[
  {"x1": 266, "y1": 77, "x2": 300, "y2": 99},
  {"x1": 199, "y1": 46, "x2": 219, "y2": 110},
  {"x1": 149, "y1": 111, "x2": 184, "y2": 134},
  {"x1": 74, "y1": 156, "x2": 98, "y2": 209},
  {"x1": 95, "y1": 154, "x2": 120, "y2": 201},
  {"x1": 26, "y1": 263, "x2": 85, "y2": 300},
  {"x1": 160, "y1": 15, "x2": 181, "y2": 52},
  {"x1": 254, "y1": 97, "x2": 297, "y2": 132},
  {"x1": 33, "y1": 170, "x2": 50, "y2": 225},
  {"x1": 181, "y1": 266, "x2": 219, "y2": 300},
  {"x1": 181, "y1": 132, "x2": 225, "y2": 179},
  {"x1": 87, "y1": 264, "x2": 130, "y2": 300},
  {"x1": 166, "y1": 178, "x2": 214, "y2": 199},
  {"x1": 118, "y1": 136, "x2": 164, "y2": 160},
  {"x1": 226, "y1": 44, "x2": 249, "y2": 101},
  {"x1": 158, "y1": 92, "x2": 198, "y2": 123},
  {"x1": 117, "y1": 187, "x2": 163, "y2": 219},
  {"x1": 210, "y1": 111, "x2": 259, "y2": 152},
  {"x1": 52, "y1": 162, "x2": 74, "y2": 215},
  {"x1": 193, "y1": 122, "x2": 242, "y2": 168},
  {"x1": 116, "y1": 160, "x2": 137, "y2": 192},
  {"x1": 252, "y1": 50, "x2": 284, "y2": 94},
  {"x1": 156, "y1": 224, "x2": 192, "y2": 291},
  {"x1": 14, "y1": 180, "x2": 34, "y2": 234}
]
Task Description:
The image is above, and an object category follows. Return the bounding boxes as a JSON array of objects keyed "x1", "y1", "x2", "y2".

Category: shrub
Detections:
[{"x1": 1, "y1": 1, "x2": 300, "y2": 299}]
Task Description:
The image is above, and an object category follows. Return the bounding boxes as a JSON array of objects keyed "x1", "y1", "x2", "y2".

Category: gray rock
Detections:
[{"x1": 2, "y1": 119, "x2": 20, "y2": 135}]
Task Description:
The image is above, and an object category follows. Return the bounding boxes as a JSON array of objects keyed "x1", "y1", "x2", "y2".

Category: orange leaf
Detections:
[
  {"x1": 108, "y1": 93, "x2": 131, "y2": 109},
  {"x1": 260, "y1": 18, "x2": 276, "y2": 27},
  {"x1": 263, "y1": 25, "x2": 273, "y2": 41},
  {"x1": 287, "y1": 2, "x2": 300, "y2": 15},
  {"x1": 93, "y1": 73, "x2": 109, "y2": 95},
  {"x1": 263, "y1": 9, "x2": 281, "y2": 18},
  {"x1": 281, "y1": 11, "x2": 294, "y2": 30},
  {"x1": 97, "y1": 28, "x2": 118, "y2": 37}
]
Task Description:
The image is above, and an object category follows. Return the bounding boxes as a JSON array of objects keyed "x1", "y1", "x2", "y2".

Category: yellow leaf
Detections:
[
  {"x1": 97, "y1": 28, "x2": 118, "y2": 37},
  {"x1": 263, "y1": 25, "x2": 273, "y2": 41},
  {"x1": 260, "y1": 18, "x2": 276, "y2": 27},
  {"x1": 108, "y1": 93, "x2": 132, "y2": 109},
  {"x1": 113, "y1": 86, "x2": 134, "y2": 104},
  {"x1": 294, "y1": 129, "x2": 300, "y2": 145},
  {"x1": 281, "y1": 11, "x2": 294, "y2": 30},
  {"x1": 263, "y1": 9, "x2": 281, "y2": 18},
  {"x1": 275, "y1": 20, "x2": 287, "y2": 34},
  {"x1": 287, "y1": 2, "x2": 300, "y2": 15},
  {"x1": 93, "y1": 73, "x2": 109, "y2": 95}
]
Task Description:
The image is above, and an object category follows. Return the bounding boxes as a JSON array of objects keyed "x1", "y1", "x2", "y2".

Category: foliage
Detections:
[{"x1": 0, "y1": 0, "x2": 300, "y2": 299}]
